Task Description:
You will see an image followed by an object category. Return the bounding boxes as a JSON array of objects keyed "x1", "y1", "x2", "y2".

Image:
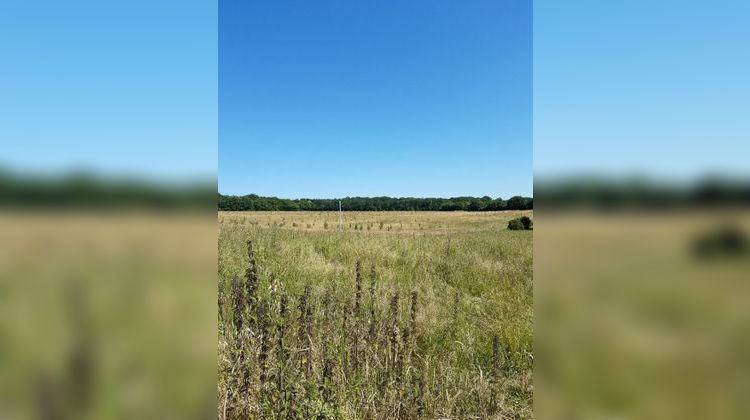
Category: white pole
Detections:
[{"x1": 338, "y1": 200, "x2": 343, "y2": 232}]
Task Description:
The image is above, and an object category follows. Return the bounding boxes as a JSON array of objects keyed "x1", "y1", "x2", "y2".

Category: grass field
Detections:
[
  {"x1": 0, "y1": 212, "x2": 216, "y2": 419},
  {"x1": 218, "y1": 210, "x2": 533, "y2": 419},
  {"x1": 535, "y1": 210, "x2": 750, "y2": 419}
]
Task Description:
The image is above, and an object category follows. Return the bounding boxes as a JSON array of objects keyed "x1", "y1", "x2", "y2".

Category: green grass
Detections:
[{"x1": 218, "y1": 211, "x2": 533, "y2": 419}]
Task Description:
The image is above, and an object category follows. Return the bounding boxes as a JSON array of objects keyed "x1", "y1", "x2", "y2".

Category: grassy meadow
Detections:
[
  {"x1": 0, "y1": 212, "x2": 216, "y2": 419},
  {"x1": 218, "y1": 211, "x2": 533, "y2": 419},
  {"x1": 535, "y1": 211, "x2": 750, "y2": 419}
]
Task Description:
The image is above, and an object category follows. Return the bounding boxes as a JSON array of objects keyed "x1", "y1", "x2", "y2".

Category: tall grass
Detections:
[{"x1": 218, "y1": 211, "x2": 533, "y2": 418}]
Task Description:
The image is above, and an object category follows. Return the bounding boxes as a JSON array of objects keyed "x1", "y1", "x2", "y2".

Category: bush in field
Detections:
[
  {"x1": 508, "y1": 217, "x2": 526, "y2": 230},
  {"x1": 520, "y1": 216, "x2": 533, "y2": 230},
  {"x1": 692, "y1": 224, "x2": 748, "y2": 258}
]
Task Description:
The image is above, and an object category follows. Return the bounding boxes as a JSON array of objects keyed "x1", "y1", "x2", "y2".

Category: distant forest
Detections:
[
  {"x1": 535, "y1": 176, "x2": 750, "y2": 209},
  {"x1": 0, "y1": 168, "x2": 214, "y2": 210},
  {"x1": 218, "y1": 194, "x2": 533, "y2": 212}
]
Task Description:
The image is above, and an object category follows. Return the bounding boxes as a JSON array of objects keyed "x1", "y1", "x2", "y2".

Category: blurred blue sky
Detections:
[
  {"x1": 219, "y1": 0, "x2": 532, "y2": 198},
  {"x1": 4, "y1": 1, "x2": 738, "y2": 193},
  {"x1": 0, "y1": 1, "x2": 217, "y2": 181},
  {"x1": 534, "y1": 0, "x2": 750, "y2": 181}
]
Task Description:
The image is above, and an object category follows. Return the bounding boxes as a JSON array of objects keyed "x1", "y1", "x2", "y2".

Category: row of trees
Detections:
[
  {"x1": 535, "y1": 176, "x2": 750, "y2": 209},
  {"x1": 218, "y1": 194, "x2": 533, "y2": 212},
  {"x1": 0, "y1": 169, "x2": 214, "y2": 210}
]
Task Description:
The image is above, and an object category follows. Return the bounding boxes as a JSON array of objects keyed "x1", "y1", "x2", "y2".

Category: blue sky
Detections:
[
  {"x1": 3, "y1": 1, "x2": 746, "y2": 193},
  {"x1": 220, "y1": 0, "x2": 532, "y2": 198},
  {"x1": 534, "y1": 0, "x2": 750, "y2": 181},
  {"x1": 0, "y1": 1, "x2": 217, "y2": 181}
]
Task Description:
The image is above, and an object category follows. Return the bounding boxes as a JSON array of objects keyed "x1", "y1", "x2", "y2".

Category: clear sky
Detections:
[
  {"x1": 0, "y1": 1, "x2": 217, "y2": 181},
  {"x1": 534, "y1": 0, "x2": 750, "y2": 181},
  {"x1": 220, "y1": 0, "x2": 532, "y2": 198}
]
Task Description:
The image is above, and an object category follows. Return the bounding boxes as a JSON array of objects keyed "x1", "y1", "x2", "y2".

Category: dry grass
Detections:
[
  {"x1": 219, "y1": 210, "x2": 531, "y2": 235},
  {"x1": 218, "y1": 211, "x2": 533, "y2": 418},
  {"x1": 535, "y1": 210, "x2": 750, "y2": 419},
  {"x1": 0, "y1": 212, "x2": 216, "y2": 418}
]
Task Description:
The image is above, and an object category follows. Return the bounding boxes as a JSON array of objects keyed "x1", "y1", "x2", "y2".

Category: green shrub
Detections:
[
  {"x1": 508, "y1": 216, "x2": 532, "y2": 231},
  {"x1": 508, "y1": 218, "x2": 525, "y2": 230}
]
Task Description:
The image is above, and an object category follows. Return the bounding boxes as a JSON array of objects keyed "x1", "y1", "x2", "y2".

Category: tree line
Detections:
[
  {"x1": 0, "y1": 168, "x2": 214, "y2": 211},
  {"x1": 535, "y1": 176, "x2": 750, "y2": 209},
  {"x1": 218, "y1": 194, "x2": 533, "y2": 212}
]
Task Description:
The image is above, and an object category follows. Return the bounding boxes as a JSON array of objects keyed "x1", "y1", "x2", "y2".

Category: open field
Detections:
[
  {"x1": 218, "y1": 211, "x2": 533, "y2": 418},
  {"x1": 535, "y1": 210, "x2": 750, "y2": 418},
  {"x1": 0, "y1": 212, "x2": 216, "y2": 418},
  {"x1": 219, "y1": 210, "x2": 532, "y2": 235}
]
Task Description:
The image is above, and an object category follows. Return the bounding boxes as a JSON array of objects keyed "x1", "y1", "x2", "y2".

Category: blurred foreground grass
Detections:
[
  {"x1": 535, "y1": 209, "x2": 750, "y2": 419},
  {"x1": 0, "y1": 211, "x2": 216, "y2": 419}
]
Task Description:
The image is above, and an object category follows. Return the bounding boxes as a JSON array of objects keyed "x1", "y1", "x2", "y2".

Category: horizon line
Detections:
[{"x1": 218, "y1": 193, "x2": 533, "y2": 200}]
